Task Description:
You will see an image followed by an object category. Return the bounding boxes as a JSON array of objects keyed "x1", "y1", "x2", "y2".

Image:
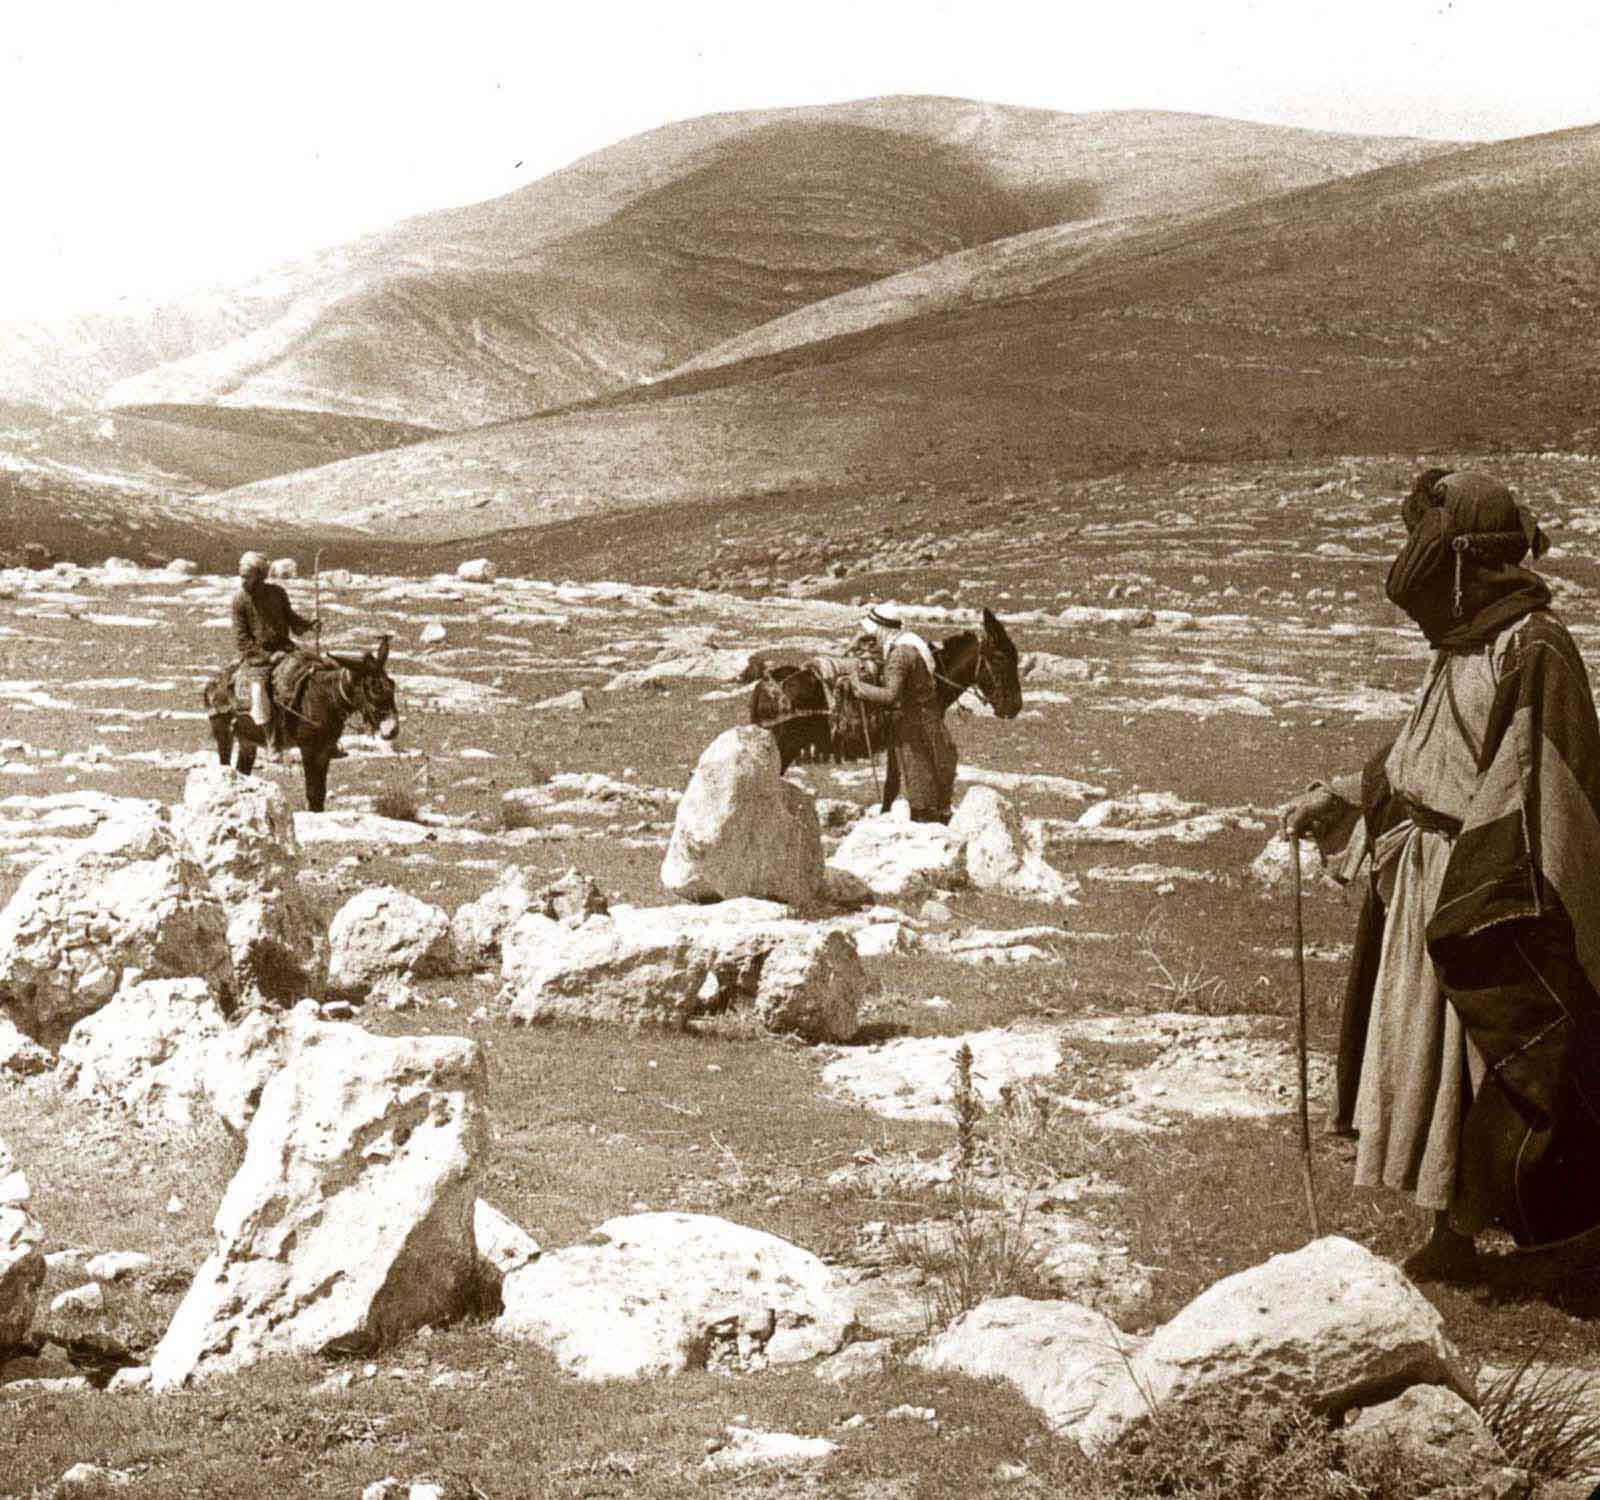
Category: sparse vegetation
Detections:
[{"x1": 1480, "y1": 1348, "x2": 1600, "y2": 1485}]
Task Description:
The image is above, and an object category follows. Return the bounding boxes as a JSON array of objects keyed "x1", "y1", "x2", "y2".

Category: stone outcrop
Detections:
[
  {"x1": 1342, "y1": 1384, "x2": 1512, "y2": 1490},
  {"x1": 451, "y1": 866, "x2": 607, "y2": 971},
  {"x1": 327, "y1": 886, "x2": 452, "y2": 995},
  {"x1": 0, "y1": 1207, "x2": 44, "y2": 1349},
  {"x1": 473, "y1": 1199, "x2": 541, "y2": 1304},
  {"x1": 826, "y1": 812, "x2": 967, "y2": 901},
  {"x1": 171, "y1": 765, "x2": 326, "y2": 1003},
  {"x1": 0, "y1": 809, "x2": 231, "y2": 1042},
  {"x1": 753, "y1": 930, "x2": 868, "y2": 1042},
  {"x1": 58, "y1": 978, "x2": 227, "y2": 1130},
  {"x1": 660, "y1": 727, "x2": 824, "y2": 905},
  {"x1": 949, "y1": 786, "x2": 1080, "y2": 904},
  {"x1": 500, "y1": 914, "x2": 710, "y2": 1028},
  {"x1": 1076, "y1": 1236, "x2": 1474, "y2": 1451},
  {"x1": 495, "y1": 1211, "x2": 851, "y2": 1380},
  {"x1": 150, "y1": 1015, "x2": 487, "y2": 1387},
  {"x1": 914, "y1": 1296, "x2": 1142, "y2": 1433}
]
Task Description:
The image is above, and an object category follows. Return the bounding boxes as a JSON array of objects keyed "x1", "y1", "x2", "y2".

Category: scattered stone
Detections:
[
  {"x1": 1343, "y1": 1384, "x2": 1509, "y2": 1489},
  {"x1": 474, "y1": 1198, "x2": 542, "y2": 1298},
  {"x1": 0, "y1": 808, "x2": 231, "y2": 1042},
  {"x1": 0, "y1": 1136, "x2": 27, "y2": 1207},
  {"x1": 59, "y1": 977, "x2": 227, "y2": 1130},
  {"x1": 813, "y1": 1338, "x2": 893, "y2": 1383},
  {"x1": 1076, "y1": 1236, "x2": 1474, "y2": 1451},
  {"x1": 451, "y1": 866, "x2": 608, "y2": 971},
  {"x1": 827, "y1": 812, "x2": 967, "y2": 900},
  {"x1": 51, "y1": 1282, "x2": 105, "y2": 1315},
  {"x1": 327, "y1": 885, "x2": 452, "y2": 995},
  {"x1": 496, "y1": 1211, "x2": 852, "y2": 1380},
  {"x1": 753, "y1": 930, "x2": 868, "y2": 1043},
  {"x1": 455, "y1": 558, "x2": 496, "y2": 583},
  {"x1": 823, "y1": 1028, "x2": 1062, "y2": 1122},
  {"x1": 660, "y1": 727, "x2": 824, "y2": 905},
  {"x1": 949, "y1": 786, "x2": 1080, "y2": 904},
  {"x1": 419, "y1": 623, "x2": 447, "y2": 646},
  {"x1": 86, "y1": 1251, "x2": 154, "y2": 1283},
  {"x1": 501, "y1": 913, "x2": 711, "y2": 1028},
  {"x1": 702, "y1": 1426, "x2": 838, "y2": 1472},
  {"x1": 57, "y1": 1463, "x2": 132, "y2": 1491},
  {"x1": 107, "y1": 1364, "x2": 153, "y2": 1391},
  {"x1": 0, "y1": 1015, "x2": 51, "y2": 1076},
  {"x1": 150, "y1": 1015, "x2": 487, "y2": 1388},
  {"x1": 532, "y1": 688, "x2": 590, "y2": 713},
  {"x1": 268, "y1": 558, "x2": 298, "y2": 579},
  {"x1": 914, "y1": 1296, "x2": 1142, "y2": 1432}
]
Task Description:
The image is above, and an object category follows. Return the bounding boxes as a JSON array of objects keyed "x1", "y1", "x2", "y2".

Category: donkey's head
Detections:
[{"x1": 329, "y1": 635, "x2": 400, "y2": 741}]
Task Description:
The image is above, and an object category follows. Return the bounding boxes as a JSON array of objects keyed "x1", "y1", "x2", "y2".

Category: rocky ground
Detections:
[{"x1": 4, "y1": 451, "x2": 1600, "y2": 1497}]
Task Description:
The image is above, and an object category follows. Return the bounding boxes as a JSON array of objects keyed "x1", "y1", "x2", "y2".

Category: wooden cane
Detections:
[
  {"x1": 312, "y1": 548, "x2": 325, "y2": 658},
  {"x1": 1291, "y1": 834, "x2": 1323, "y2": 1239},
  {"x1": 858, "y1": 696, "x2": 882, "y2": 806}
]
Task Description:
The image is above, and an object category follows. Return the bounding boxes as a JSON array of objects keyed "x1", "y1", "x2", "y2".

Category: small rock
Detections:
[
  {"x1": 51, "y1": 1282, "x2": 106, "y2": 1315},
  {"x1": 86, "y1": 1251, "x2": 153, "y2": 1283},
  {"x1": 58, "y1": 1463, "x2": 131, "y2": 1490},
  {"x1": 108, "y1": 1364, "x2": 153, "y2": 1391},
  {"x1": 886, "y1": 1403, "x2": 937, "y2": 1422},
  {"x1": 419, "y1": 623, "x2": 447, "y2": 647},
  {"x1": 813, "y1": 1338, "x2": 893, "y2": 1383},
  {"x1": 456, "y1": 558, "x2": 497, "y2": 584}
]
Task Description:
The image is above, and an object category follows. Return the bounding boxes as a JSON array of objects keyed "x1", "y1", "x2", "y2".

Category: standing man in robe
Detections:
[
  {"x1": 1284, "y1": 470, "x2": 1600, "y2": 1282},
  {"x1": 840, "y1": 605, "x2": 957, "y2": 823}
]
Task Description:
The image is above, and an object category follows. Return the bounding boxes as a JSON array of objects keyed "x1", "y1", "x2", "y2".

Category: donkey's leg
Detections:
[
  {"x1": 236, "y1": 741, "x2": 258, "y2": 777},
  {"x1": 303, "y1": 751, "x2": 330, "y2": 814},
  {"x1": 209, "y1": 715, "x2": 233, "y2": 767}
]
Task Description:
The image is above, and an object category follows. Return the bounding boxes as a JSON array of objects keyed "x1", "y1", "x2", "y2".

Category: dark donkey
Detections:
[
  {"x1": 203, "y1": 638, "x2": 401, "y2": 812},
  {"x1": 751, "y1": 608, "x2": 1023, "y2": 772}
]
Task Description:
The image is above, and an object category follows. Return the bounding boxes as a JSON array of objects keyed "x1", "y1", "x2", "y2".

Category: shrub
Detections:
[{"x1": 1479, "y1": 1348, "x2": 1600, "y2": 1485}]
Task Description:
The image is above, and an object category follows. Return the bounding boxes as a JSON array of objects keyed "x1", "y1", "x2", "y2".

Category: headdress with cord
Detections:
[
  {"x1": 1386, "y1": 469, "x2": 1550, "y2": 649},
  {"x1": 238, "y1": 550, "x2": 268, "y2": 578},
  {"x1": 863, "y1": 603, "x2": 935, "y2": 675}
]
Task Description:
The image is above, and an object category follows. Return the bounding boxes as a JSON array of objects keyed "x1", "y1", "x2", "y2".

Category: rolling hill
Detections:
[
  {"x1": 204, "y1": 122, "x2": 1600, "y2": 541},
  {"x1": 3, "y1": 99, "x2": 1447, "y2": 463}
]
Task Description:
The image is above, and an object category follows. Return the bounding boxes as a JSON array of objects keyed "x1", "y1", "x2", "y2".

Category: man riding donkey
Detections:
[
  {"x1": 837, "y1": 605, "x2": 957, "y2": 824},
  {"x1": 1284, "y1": 469, "x2": 1600, "y2": 1286},
  {"x1": 229, "y1": 551, "x2": 342, "y2": 760}
]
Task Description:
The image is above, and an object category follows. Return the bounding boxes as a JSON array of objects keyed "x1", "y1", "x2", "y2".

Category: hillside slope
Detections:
[
  {"x1": 5, "y1": 99, "x2": 1448, "y2": 428},
  {"x1": 208, "y1": 123, "x2": 1600, "y2": 539}
]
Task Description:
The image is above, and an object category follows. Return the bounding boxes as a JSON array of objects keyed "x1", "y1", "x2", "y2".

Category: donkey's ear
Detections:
[
  {"x1": 981, "y1": 607, "x2": 999, "y2": 630},
  {"x1": 374, "y1": 635, "x2": 391, "y2": 668}
]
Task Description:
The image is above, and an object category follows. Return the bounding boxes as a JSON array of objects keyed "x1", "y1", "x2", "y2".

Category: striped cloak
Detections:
[{"x1": 1424, "y1": 610, "x2": 1600, "y2": 1246}]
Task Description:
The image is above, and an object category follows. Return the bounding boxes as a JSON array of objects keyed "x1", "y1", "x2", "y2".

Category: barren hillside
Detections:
[
  {"x1": 204, "y1": 123, "x2": 1597, "y2": 539},
  {"x1": 3, "y1": 99, "x2": 1447, "y2": 441}
]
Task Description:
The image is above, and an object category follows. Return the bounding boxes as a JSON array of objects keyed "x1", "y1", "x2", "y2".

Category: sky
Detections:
[{"x1": 2, "y1": 0, "x2": 1597, "y2": 323}]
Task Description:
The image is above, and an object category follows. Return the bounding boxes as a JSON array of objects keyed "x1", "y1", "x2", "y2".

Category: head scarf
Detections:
[
  {"x1": 238, "y1": 550, "x2": 268, "y2": 580},
  {"x1": 1385, "y1": 469, "x2": 1550, "y2": 650}
]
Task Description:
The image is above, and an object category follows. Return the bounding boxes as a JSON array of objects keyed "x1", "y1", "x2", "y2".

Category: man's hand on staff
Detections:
[{"x1": 1281, "y1": 784, "x2": 1343, "y2": 840}]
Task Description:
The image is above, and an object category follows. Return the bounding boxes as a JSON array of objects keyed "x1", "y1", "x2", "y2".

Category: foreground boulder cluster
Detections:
[{"x1": 0, "y1": 723, "x2": 1532, "y2": 1497}]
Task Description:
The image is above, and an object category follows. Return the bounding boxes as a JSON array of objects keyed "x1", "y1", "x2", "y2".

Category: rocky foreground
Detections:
[{"x1": 3, "y1": 534, "x2": 1600, "y2": 1495}]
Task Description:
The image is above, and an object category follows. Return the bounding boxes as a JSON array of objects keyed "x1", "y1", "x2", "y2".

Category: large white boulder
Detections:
[
  {"x1": 822, "y1": 1027, "x2": 1063, "y2": 1122},
  {"x1": 0, "y1": 1206, "x2": 45, "y2": 1348},
  {"x1": 754, "y1": 930, "x2": 867, "y2": 1043},
  {"x1": 1076, "y1": 1236, "x2": 1475, "y2": 1452},
  {"x1": 914, "y1": 1296, "x2": 1143, "y2": 1433},
  {"x1": 500, "y1": 914, "x2": 710, "y2": 1028},
  {"x1": 949, "y1": 787, "x2": 1080, "y2": 905},
  {"x1": 327, "y1": 886, "x2": 452, "y2": 995},
  {"x1": 0, "y1": 809, "x2": 231, "y2": 1041},
  {"x1": 173, "y1": 766, "x2": 327, "y2": 1002},
  {"x1": 451, "y1": 866, "x2": 607, "y2": 972},
  {"x1": 826, "y1": 812, "x2": 967, "y2": 901},
  {"x1": 150, "y1": 1016, "x2": 487, "y2": 1388},
  {"x1": 58, "y1": 978, "x2": 227, "y2": 1130},
  {"x1": 455, "y1": 558, "x2": 496, "y2": 584},
  {"x1": 496, "y1": 1212, "x2": 852, "y2": 1380},
  {"x1": 660, "y1": 727, "x2": 824, "y2": 905}
]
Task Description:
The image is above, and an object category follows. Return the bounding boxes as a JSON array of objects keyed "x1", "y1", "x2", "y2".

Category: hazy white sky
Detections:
[{"x1": 3, "y1": 0, "x2": 1596, "y2": 322}]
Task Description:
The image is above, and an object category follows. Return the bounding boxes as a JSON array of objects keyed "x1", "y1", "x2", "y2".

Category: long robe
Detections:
[
  {"x1": 1333, "y1": 609, "x2": 1600, "y2": 1247},
  {"x1": 853, "y1": 641, "x2": 956, "y2": 819}
]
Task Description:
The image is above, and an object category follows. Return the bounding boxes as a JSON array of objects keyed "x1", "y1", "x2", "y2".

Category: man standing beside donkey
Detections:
[{"x1": 1284, "y1": 469, "x2": 1600, "y2": 1284}]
